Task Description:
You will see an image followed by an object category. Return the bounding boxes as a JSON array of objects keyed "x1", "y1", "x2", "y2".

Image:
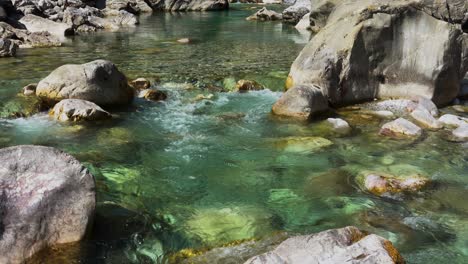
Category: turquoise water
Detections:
[{"x1": 1, "y1": 5, "x2": 468, "y2": 264}]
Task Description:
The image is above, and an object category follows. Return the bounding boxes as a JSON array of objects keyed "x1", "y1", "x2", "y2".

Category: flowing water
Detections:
[{"x1": 1, "y1": 5, "x2": 468, "y2": 264}]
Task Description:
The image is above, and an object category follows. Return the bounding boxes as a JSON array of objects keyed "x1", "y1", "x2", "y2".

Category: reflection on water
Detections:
[{"x1": 1, "y1": 5, "x2": 468, "y2": 264}]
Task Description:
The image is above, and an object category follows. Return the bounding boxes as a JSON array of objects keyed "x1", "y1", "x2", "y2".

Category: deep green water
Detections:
[{"x1": 1, "y1": 5, "x2": 468, "y2": 264}]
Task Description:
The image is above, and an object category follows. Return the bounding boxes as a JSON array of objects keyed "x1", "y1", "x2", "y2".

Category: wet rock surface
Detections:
[
  {"x1": 380, "y1": 118, "x2": 422, "y2": 139},
  {"x1": 50, "y1": 99, "x2": 112, "y2": 122}
]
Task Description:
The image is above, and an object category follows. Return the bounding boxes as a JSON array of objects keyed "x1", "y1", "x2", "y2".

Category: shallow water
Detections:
[{"x1": 1, "y1": 5, "x2": 468, "y2": 264}]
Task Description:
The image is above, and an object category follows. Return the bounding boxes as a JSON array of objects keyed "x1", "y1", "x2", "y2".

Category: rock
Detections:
[
  {"x1": 177, "y1": 38, "x2": 191, "y2": 43},
  {"x1": 463, "y1": 12, "x2": 468, "y2": 33},
  {"x1": 295, "y1": 12, "x2": 310, "y2": 30},
  {"x1": 0, "y1": 38, "x2": 17, "y2": 57},
  {"x1": 194, "y1": 93, "x2": 214, "y2": 101},
  {"x1": 36, "y1": 60, "x2": 134, "y2": 106},
  {"x1": 174, "y1": 232, "x2": 288, "y2": 264},
  {"x1": 138, "y1": 89, "x2": 167, "y2": 101},
  {"x1": 286, "y1": 0, "x2": 466, "y2": 109},
  {"x1": 50, "y1": 99, "x2": 112, "y2": 122},
  {"x1": 282, "y1": 0, "x2": 310, "y2": 24},
  {"x1": 0, "y1": 22, "x2": 61, "y2": 48},
  {"x1": 369, "y1": 110, "x2": 395, "y2": 119},
  {"x1": 0, "y1": 145, "x2": 95, "y2": 264},
  {"x1": 410, "y1": 106, "x2": 442, "y2": 129},
  {"x1": 380, "y1": 118, "x2": 422, "y2": 138},
  {"x1": 0, "y1": 95, "x2": 46, "y2": 119},
  {"x1": 22, "y1": 83, "x2": 37, "y2": 96},
  {"x1": 453, "y1": 124, "x2": 468, "y2": 141},
  {"x1": 453, "y1": 105, "x2": 468, "y2": 113},
  {"x1": 234, "y1": 80, "x2": 264, "y2": 92},
  {"x1": 274, "y1": 136, "x2": 333, "y2": 153},
  {"x1": 358, "y1": 171, "x2": 429, "y2": 197},
  {"x1": 439, "y1": 114, "x2": 468, "y2": 128},
  {"x1": 19, "y1": 14, "x2": 73, "y2": 42},
  {"x1": 246, "y1": 7, "x2": 282, "y2": 21},
  {"x1": 326, "y1": 117, "x2": 351, "y2": 134},
  {"x1": 308, "y1": 0, "x2": 337, "y2": 32},
  {"x1": 272, "y1": 85, "x2": 328, "y2": 120},
  {"x1": 369, "y1": 99, "x2": 416, "y2": 117},
  {"x1": 102, "y1": 9, "x2": 139, "y2": 27},
  {"x1": 130, "y1": 77, "x2": 151, "y2": 90},
  {"x1": 245, "y1": 226, "x2": 404, "y2": 264},
  {"x1": 147, "y1": 0, "x2": 229, "y2": 11},
  {"x1": 411, "y1": 97, "x2": 439, "y2": 116}
]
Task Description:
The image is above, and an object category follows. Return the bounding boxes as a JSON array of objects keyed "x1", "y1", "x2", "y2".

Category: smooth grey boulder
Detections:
[
  {"x1": 380, "y1": 118, "x2": 422, "y2": 138},
  {"x1": 282, "y1": 0, "x2": 310, "y2": 24},
  {"x1": 147, "y1": 0, "x2": 228, "y2": 11},
  {"x1": 245, "y1": 226, "x2": 404, "y2": 264},
  {"x1": 246, "y1": 7, "x2": 282, "y2": 21},
  {"x1": 285, "y1": 0, "x2": 466, "y2": 113},
  {"x1": 272, "y1": 85, "x2": 328, "y2": 120},
  {"x1": 326, "y1": 117, "x2": 351, "y2": 134},
  {"x1": 36, "y1": 60, "x2": 134, "y2": 106},
  {"x1": 0, "y1": 37, "x2": 17, "y2": 57},
  {"x1": 50, "y1": 99, "x2": 112, "y2": 122},
  {"x1": 0, "y1": 145, "x2": 95, "y2": 264},
  {"x1": 19, "y1": 14, "x2": 73, "y2": 41}
]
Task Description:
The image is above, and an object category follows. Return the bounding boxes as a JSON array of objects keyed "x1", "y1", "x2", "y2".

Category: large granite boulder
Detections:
[
  {"x1": 19, "y1": 14, "x2": 73, "y2": 41},
  {"x1": 0, "y1": 22, "x2": 62, "y2": 48},
  {"x1": 0, "y1": 145, "x2": 95, "y2": 264},
  {"x1": 245, "y1": 226, "x2": 404, "y2": 264},
  {"x1": 247, "y1": 7, "x2": 282, "y2": 21},
  {"x1": 50, "y1": 99, "x2": 112, "y2": 122},
  {"x1": 272, "y1": 85, "x2": 328, "y2": 120},
  {"x1": 146, "y1": 0, "x2": 228, "y2": 11},
  {"x1": 282, "y1": 0, "x2": 466, "y2": 117},
  {"x1": 282, "y1": 0, "x2": 310, "y2": 24},
  {"x1": 36, "y1": 60, "x2": 134, "y2": 106}
]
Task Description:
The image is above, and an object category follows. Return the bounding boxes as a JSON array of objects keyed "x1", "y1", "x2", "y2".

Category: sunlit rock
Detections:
[
  {"x1": 0, "y1": 145, "x2": 95, "y2": 264},
  {"x1": 22, "y1": 83, "x2": 37, "y2": 96},
  {"x1": 326, "y1": 118, "x2": 351, "y2": 134},
  {"x1": 130, "y1": 77, "x2": 151, "y2": 90},
  {"x1": 245, "y1": 226, "x2": 404, "y2": 264},
  {"x1": 50, "y1": 99, "x2": 111, "y2": 122},
  {"x1": 410, "y1": 106, "x2": 442, "y2": 129},
  {"x1": 272, "y1": 85, "x2": 328, "y2": 120},
  {"x1": 357, "y1": 170, "x2": 429, "y2": 198},
  {"x1": 138, "y1": 89, "x2": 167, "y2": 101},
  {"x1": 453, "y1": 124, "x2": 468, "y2": 141},
  {"x1": 274, "y1": 136, "x2": 333, "y2": 153},
  {"x1": 246, "y1": 8, "x2": 283, "y2": 21},
  {"x1": 234, "y1": 79, "x2": 264, "y2": 92},
  {"x1": 379, "y1": 118, "x2": 422, "y2": 139},
  {"x1": 438, "y1": 114, "x2": 468, "y2": 128}
]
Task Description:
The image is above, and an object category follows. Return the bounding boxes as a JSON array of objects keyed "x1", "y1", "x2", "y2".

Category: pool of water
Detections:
[{"x1": 1, "y1": 4, "x2": 468, "y2": 264}]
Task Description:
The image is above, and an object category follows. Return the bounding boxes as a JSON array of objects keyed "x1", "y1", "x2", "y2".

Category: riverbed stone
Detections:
[
  {"x1": 357, "y1": 170, "x2": 429, "y2": 198},
  {"x1": 286, "y1": 0, "x2": 466, "y2": 109},
  {"x1": 245, "y1": 226, "x2": 404, "y2": 264},
  {"x1": 234, "y1": 80, "x2": 264, "y2": 92},
  {"x1": 0, "y1": 38, "x2": 17, "y2": 57},
  {"x1": 50, "y1": 99, "x2": 112, "y2": 122},
  {"x1": 0, "y1": 145, "x2": 95, "y2": 264},
  {"x1": 326, "y1": 118, "x2": 351, "y2": 134},
  {"x1": 274, "y1": 136, "x2": 333, "y2": 153},
  {"x1": 438, "y1": 114, "x2": 468, "y2": 128},
  {"x1": 36, "y1": 60, "x2": 134, "y2": 106},
  {"x1": 379, "y1": 118, "x2": 422, "y2": 138},
  {"x1": 246, "y1": 7, "x2": 282, "y2": 21},
  {"x1": 22, "y1": 83, "x2": 37, "y2": 96},
  {"x1": 453, "y1": 124, "x2": 468, "y2": 141},
  {"x1": 0, "y1": 95, "x2": 46, "y2": 119},
  {"x1": 272, "y1": 85, "x2": 328, "y2": 120},
  {"x1": 138, "y1": 89, "x2": 167, "y2": 101},
  {"x1": 19, "y1": 14, "x2": 73, "y2": 42},
  {"x1": 130, "y1": 77, "x2": 151, "y2": 90},
  {"x1": 0, "y1": 22, "x2": 61, "y2": 48},
  {"x1": 410, "y1": 106, "x2": 442, "y2": 129}
]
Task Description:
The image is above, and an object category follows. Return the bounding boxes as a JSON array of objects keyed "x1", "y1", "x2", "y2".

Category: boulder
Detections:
[
  {"x1": 282, "y1": 0, "x2": 310, "y2": 24},
  {"x1": 36, "y1": 60, "x2": 134, "y2": 106},
  {"x1": 138, "y1": 89, "x2": 167, "y2": 101},
  {"x1": 285, "y1": 0, "x2": 466, "y2": 112},
  {"x1": 379, "y1": 118, "x2": 422, "y2": 138},
  {"x1": 0, "y1": 37, "x2": 17, "y2": 57},
  {"x1": 295, "y1": 12, "x2": 310, "y2": 30},
  {"x1": 50, "y1": 99, "x2": 112, "y2": 122},
  {"x1": 358, "y1": 171, "x2": 429, "y2": 197},
  {"x1": 326, "y1": 117, "x2": 351, "y2": 134},
  {"x1": 234, "y1": 80, "x2": 264, "y2": 92},
  {"x1": 0, "y1": 22, "x2": 61, "y2": 48},
  {"x1": 246, "y1": 7, "x2": 282, "y2": 21},
  {"x1": 274, "y1": 136, "x2": 333, "y2": 153},
  {"x1": 272, "y1": 85, "x2": 328, "y2": 120},
  {"x1": 22, "y1": 83, "x2": 37, "y2": 96},
  {"x1": 245, "y1": 226, "x2": 404, "y2": 264},
  {"x1": 130, "y1": 77, "x2": 151, "y2": 90},
  {"x1": 19, "y1": 14, "x2": 73, "y2": 42},
  {"x1": 147, "y1": 0, "x2": 229, "y2": 11},
  {"x1": 438, "y1": 114, "x2": 468, "y2": 128},
  {"x1": 0, "y1": 145, "x2": 95, "y2": 264},
  {"x1": 308, "y1": 0, "x2": 338, "y2": 32},
  {"x1": 410, "y1": 106, "x2": 442, "y2": 129},
  {"x1": 453, "y1": 124, "x2": 468, "y2": 141}
]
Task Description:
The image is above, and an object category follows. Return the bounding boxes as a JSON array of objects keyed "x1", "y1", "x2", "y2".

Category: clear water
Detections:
[{"x1": 1, "y1": 5, "x2": 468, "y2": 264}]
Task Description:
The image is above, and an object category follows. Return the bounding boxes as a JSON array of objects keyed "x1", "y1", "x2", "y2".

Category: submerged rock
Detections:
[
  {"x1": 379, "y1": 118, "x2": 422, "y2": 139},
  {"x1": 0, "y1": 94, "x2": 46, "y2": 119},
  {"x1": 326, "y1": 118, "x2": 351, "y2": 134},
  {"x1": 357, "y1": 170, "x2": 429, "y2": 198},
  {"x1": 234, "y1": 79, "x2": 264, "y2": 92},
  {"x1": 272, "y1": 85, "x2": 328, "y2": 120},
  {"x1": 0, "y1": 145, "x2": 95, "y2": 264},
  {"x1": 274, "y1": 136, "x2": 333, "y2": 153},
  {"x1": 36, "y1": 60, "x2": 134, "y2": 106},
  {"x1": 245, "y1": 226, "x2": 404, "y2": 264},
  {"x1": 246, "y1": 7, "x2": 282, "y2": 21},
  {"x1": 138, "y1": 89, "x2": 167, "y2": 101},
  {"x1": 50, "y1": 99, "x2": 112, "y2": 122}
]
